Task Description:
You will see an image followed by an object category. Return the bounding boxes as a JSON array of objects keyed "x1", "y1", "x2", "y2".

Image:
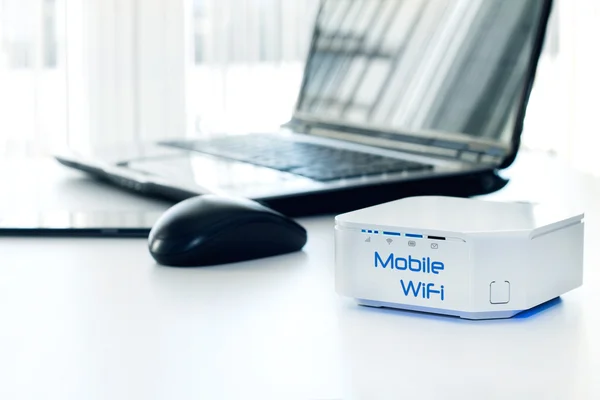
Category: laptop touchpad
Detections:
[{"x1": 125, "y1": 154, "x2": 317, "y2": 198}]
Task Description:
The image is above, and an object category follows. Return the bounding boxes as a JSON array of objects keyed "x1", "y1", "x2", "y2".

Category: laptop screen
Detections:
[{"x1": 295, "y1": 0, "x2": 548, "y2": 148}]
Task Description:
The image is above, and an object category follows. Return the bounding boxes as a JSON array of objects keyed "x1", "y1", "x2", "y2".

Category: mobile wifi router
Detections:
[{"x1": 334, "y1": 196, "x2": 584, "y2": 319}]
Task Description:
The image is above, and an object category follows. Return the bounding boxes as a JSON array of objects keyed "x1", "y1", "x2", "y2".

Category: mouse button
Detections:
[{"x1": 149, "y1": 207, "x2": 253, "y2": 240}]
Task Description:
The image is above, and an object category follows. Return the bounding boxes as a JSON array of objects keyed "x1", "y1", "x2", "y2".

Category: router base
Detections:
[{"x1": 356, "y1": 298, "x2": 527, "y2": 320}]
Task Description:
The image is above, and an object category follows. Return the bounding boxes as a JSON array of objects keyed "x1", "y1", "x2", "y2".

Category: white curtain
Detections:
[
  {"x1": 64, "y1": 0, "x2": 187, "y2": 152},
  {"x1": 1, "y1": 0, "x2": 189, "y2": 157},
  {"x1": 0, "y1": 0, "x2": 317, "y2": 157},
  {"x1": 0, "y1": 0, "x2": 67, "y2": 156},
  {"x1": 188, "y1": 0, "x2": 319, "y2": 134}
]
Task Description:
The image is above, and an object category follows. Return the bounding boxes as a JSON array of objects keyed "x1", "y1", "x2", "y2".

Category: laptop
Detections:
[{"x1": 55, "y1": 0, "x2": 553, "y2": 216}]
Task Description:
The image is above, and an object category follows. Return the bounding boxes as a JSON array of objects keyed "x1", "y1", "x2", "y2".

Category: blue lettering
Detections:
[
  {"x1": 426, "y1": 283, "x2": 437, "y2": 298},
  {"x1": 408, "y1": 255, "x2": 421, "y2": 272},
  {"x1": 374, "y1": 252, "x2": 393, "y2": 269},
  {"x1": 425, "y1": 284, "x2": 445, "y2": 301},
  {"x1": 400, "y1": 280, "x2": 445, "y2": 301},
  {"x1": 374, "y1": 253, "x2": 445, "y2": 275},
  {"x1": 431, "y1": 261, "x2": 444, "y2": 274},
  {"x1": 395, "y1": 257, "x2": 407, "y2": 270},
  {"x1": 400, "y1": 280, "x2": 421, "y2": 297}
]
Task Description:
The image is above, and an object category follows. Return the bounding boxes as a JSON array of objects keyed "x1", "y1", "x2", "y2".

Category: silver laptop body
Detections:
[{"x1": 55, "y1": 0, "x2": 552, "y2": 215}]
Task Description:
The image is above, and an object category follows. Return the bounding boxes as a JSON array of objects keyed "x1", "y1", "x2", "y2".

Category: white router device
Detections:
[{"x1": 334, "y1": 196, "x2": 584, "y2": 319}]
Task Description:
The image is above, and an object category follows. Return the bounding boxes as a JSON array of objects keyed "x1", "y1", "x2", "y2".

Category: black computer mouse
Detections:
[{"x1": 148, "y1": 195, "x2": 307, "y2": 266}]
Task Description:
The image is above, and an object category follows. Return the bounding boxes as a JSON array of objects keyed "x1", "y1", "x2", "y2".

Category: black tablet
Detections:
[{"x1": 0, "y1": 210, "x2": 164, "y2": 237}]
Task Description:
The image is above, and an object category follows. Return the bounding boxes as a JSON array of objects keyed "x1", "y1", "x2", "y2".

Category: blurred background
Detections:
[{"x1": 0, "y1": 0, "x2": 598, "y2": 174}]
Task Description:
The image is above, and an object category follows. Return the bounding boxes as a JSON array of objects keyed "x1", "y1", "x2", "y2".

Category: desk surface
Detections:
[{"x1": 1, "y1": 153, "x2": 599, "y2": 400}]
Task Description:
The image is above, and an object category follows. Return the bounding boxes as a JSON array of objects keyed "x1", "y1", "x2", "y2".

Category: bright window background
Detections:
[
  {"x1": 0, "y1": 0, "x2": 66, "y2": 156},
  {"x1": 189, "y1": 0, "x2": 318, "y2": 134},
  {"x1": 0, "y1": 0, "x2": 599, "y2": 177}
]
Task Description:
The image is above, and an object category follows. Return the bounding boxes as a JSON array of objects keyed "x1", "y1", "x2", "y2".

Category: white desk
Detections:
[{"x1": 1, "y1": 153, "x2": 599, "y2": 400}]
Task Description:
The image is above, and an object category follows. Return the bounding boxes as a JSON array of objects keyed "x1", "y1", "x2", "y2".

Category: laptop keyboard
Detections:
[{"x1": 159, "y1": 135, "x2": 433, "y2": 182}]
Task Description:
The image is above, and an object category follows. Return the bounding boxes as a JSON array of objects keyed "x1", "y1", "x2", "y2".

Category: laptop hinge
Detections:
[{"x1": 283, "y1": 117, "x2": 507, "y2": 166}]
